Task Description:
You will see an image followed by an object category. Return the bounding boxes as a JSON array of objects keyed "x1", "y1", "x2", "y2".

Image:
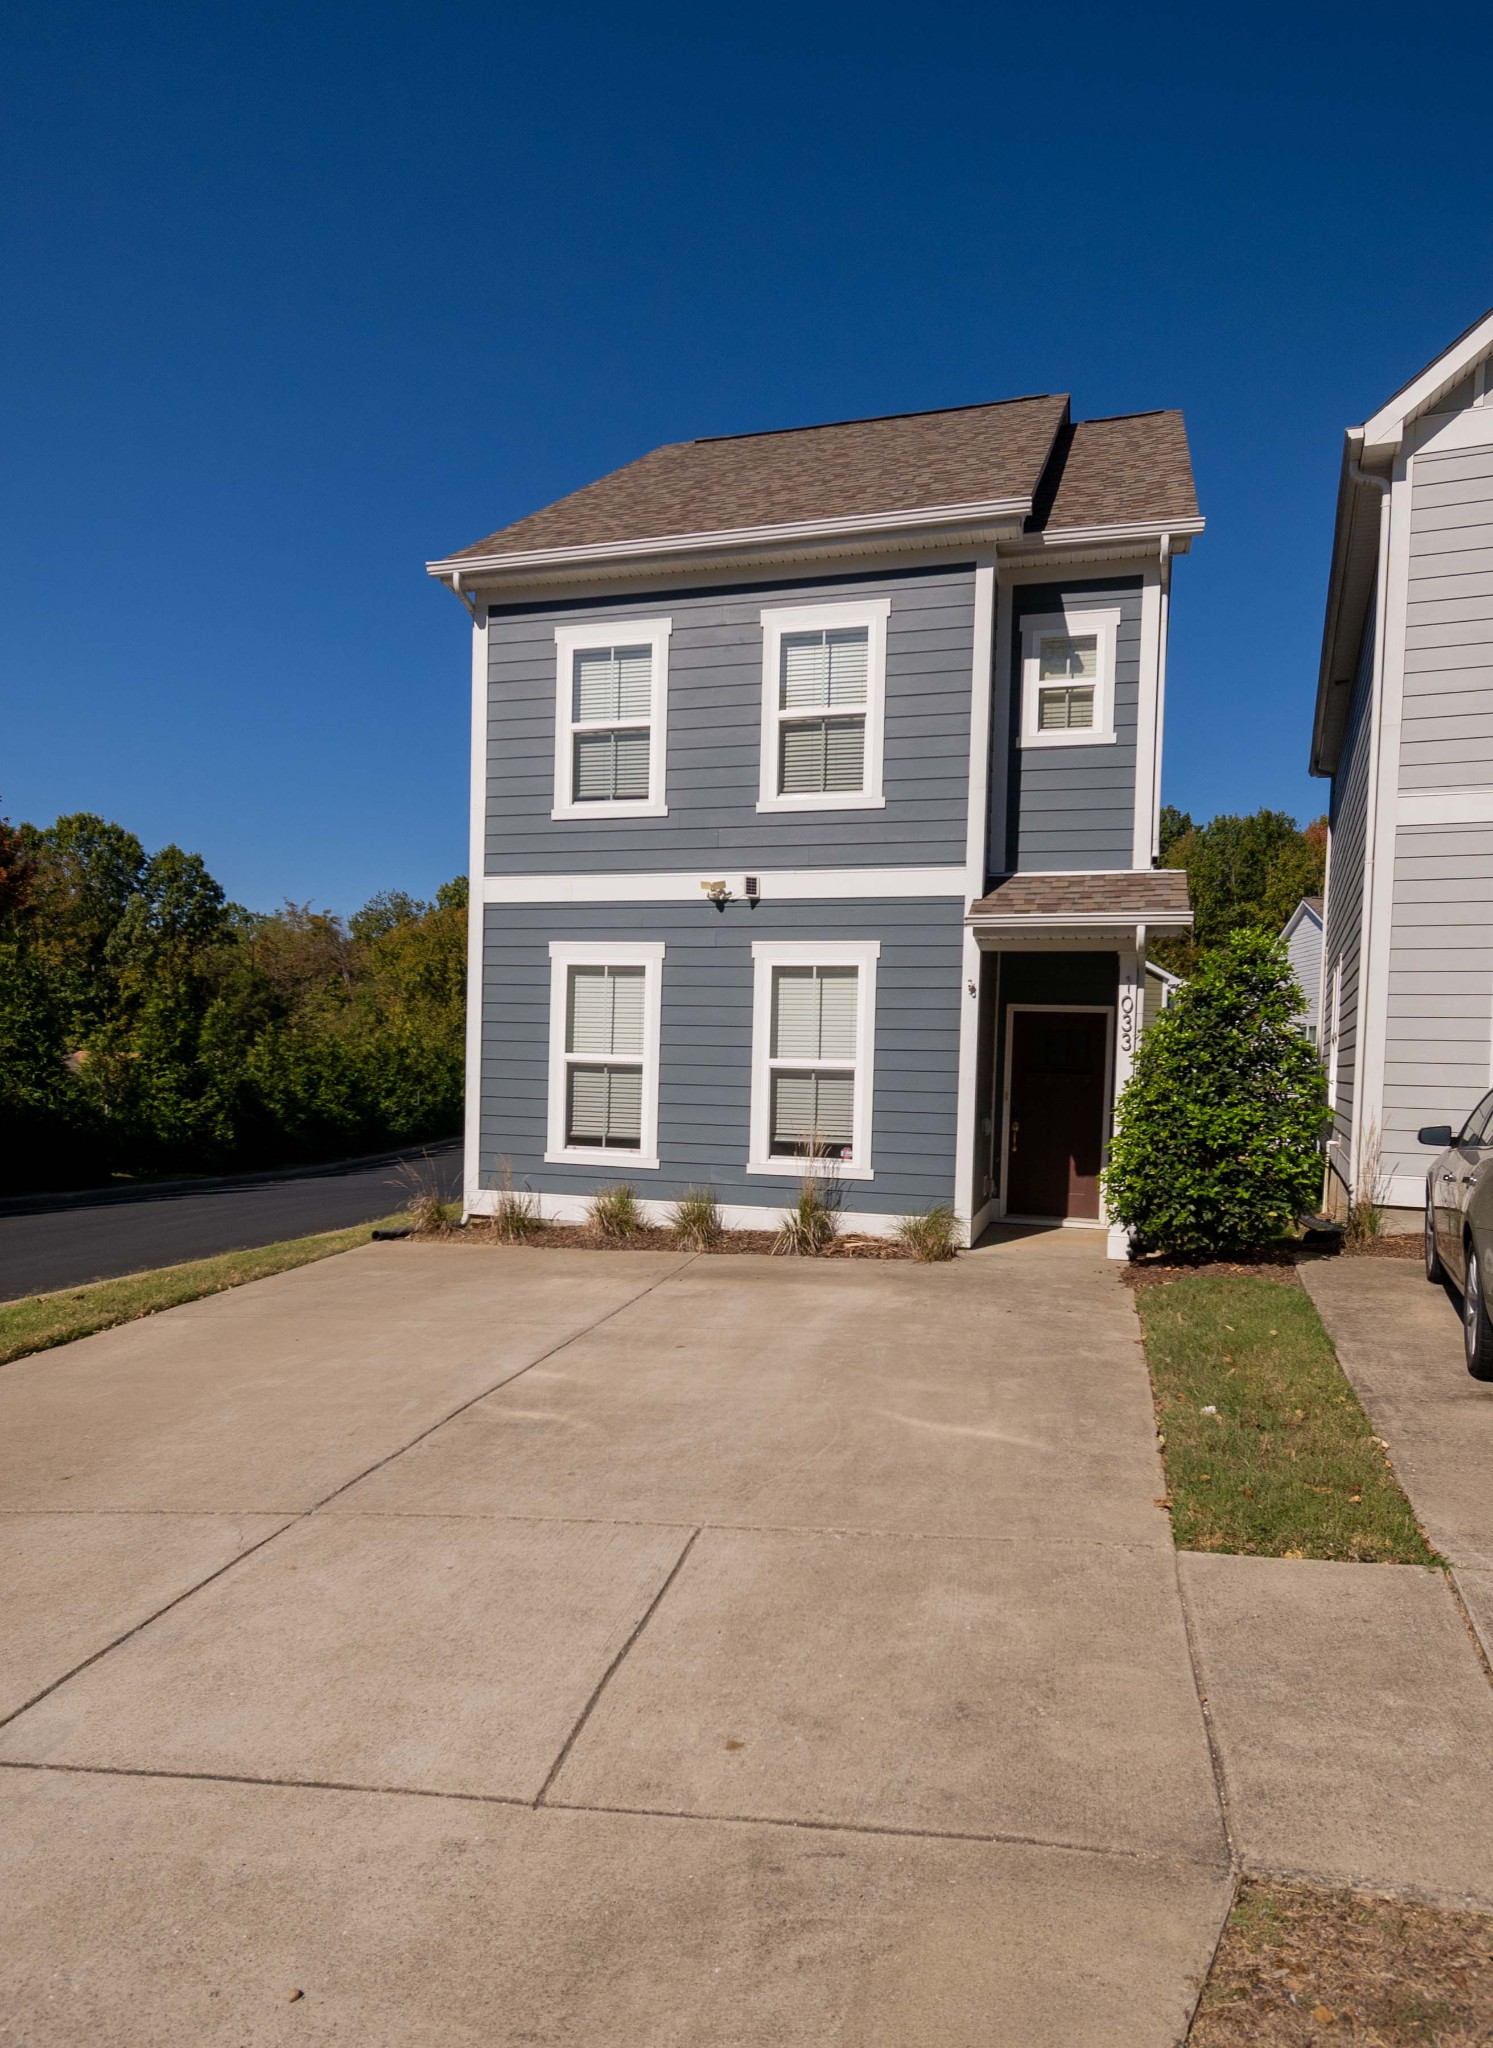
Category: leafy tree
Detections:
[
  {"x1": 1155, "y1": 808, "x2": 1327, "y2": 973},
  {"x1": 350, "y1": 890, "x2": 432, "y2": 944},
  {"x1": 1104, "y1": 929, "x2": 1327, "y2": 1256}
]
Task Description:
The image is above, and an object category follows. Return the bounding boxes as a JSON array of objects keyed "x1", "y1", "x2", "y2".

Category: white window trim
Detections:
[
  {"x1": 1017, "y1": 605, "x2": 1121, "y2": 749},
  {"x1": 545, "y1": 941, "x2": 664, "y2": 1170},
  {"x1": 552, "y1": 618, "x2": 671, "y2": 820},
  {"x1": 756, "y1": 599, "x2": 890, "y2": 813},
  {"x1": 747, "y1": 939, "x2": 879, "y2": 1180}
]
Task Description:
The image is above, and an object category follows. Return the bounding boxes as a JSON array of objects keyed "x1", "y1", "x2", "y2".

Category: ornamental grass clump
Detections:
[
  {"x1": 590, "y1": 1183, "x2": 643, "y2": 1241},
  {"x1": 668, "y1": 1186, "x2": 722, "y2": 1250},
  {"x1": 895, "y1": 1205, "x2": 963, "y2": 1262},
  {"x1": 774, "y1": 1169, "x2": 839, "y2": 1256},
  {"x1": 1104, "y1": 929, "x2": 1327, "y2": 1258},
  {"x1": 492, "y1": 1162, "x2": 546, "y2": 1243}
]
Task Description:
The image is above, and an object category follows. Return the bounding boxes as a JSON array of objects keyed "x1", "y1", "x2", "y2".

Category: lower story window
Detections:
[
  {"x1": 547, "y1": 943, "x2": 663, "y2": 1169},
  {"x1": 749, "y1": 941, "x2": 878, "y2": 1179}
]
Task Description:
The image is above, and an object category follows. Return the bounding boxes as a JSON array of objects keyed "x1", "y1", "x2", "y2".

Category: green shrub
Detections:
[
  {"x1": 1103, "y1": 929, "x2": 1326, "y2": 1257},
  {"x1": 774, "y1": 1172, "x2": 839, "y2": 1256},
  {"x1": 895, "y1": 1205, "x2": 963, "y2": 1262},
  {"x1": 668, "y1": 1186, "x2": 722, "y2": 1249},
  {"x1": 590, "y1": 1183, "x2": 643, "y2": 1240}
]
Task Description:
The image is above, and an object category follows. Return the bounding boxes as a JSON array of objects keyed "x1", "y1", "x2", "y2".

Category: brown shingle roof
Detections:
[
  {"x1": 969, "y1": 871, "x2": 1192, "y2": 924},
  {"x1": 446, "y1": 396, "x2": 1071, "y2": 560},
  {"x1": 1027, "y1": 412, "x2": 1199, "y2": 532}
]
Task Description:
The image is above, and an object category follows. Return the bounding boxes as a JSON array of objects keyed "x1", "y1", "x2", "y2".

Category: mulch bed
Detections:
[
  {"x1": 1123, "y1": 1246, "x2": 1304, "y2": 1291},
  {"x1": 431, "y1": 1220, "x2": 913, "y2": 1259},
  {"x1": 1190, "y1": 1877, "x2": 1493, "y2": 2045},
  {"x1": 1338, "y1": 1232, "x2": 1423, "y2": 1261}
]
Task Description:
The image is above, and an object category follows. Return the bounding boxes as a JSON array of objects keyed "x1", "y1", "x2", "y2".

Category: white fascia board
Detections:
[
  {"x1": 967, "y1": 911, "x2": 1193, "y2": 932},
  {"x1": 428, "y1": 497, "x2": 1032, "y2": 587},
  {"x1": 1002, "y1": 515, "x2": 1204, "y2": 552},
  {"x1": 1280, "y1": 898, "x2": 1323, "y2": 942},
  {"x1": 481, "y1": 867, "x2": 968, "y2": 904},
  {"x1": 1360, "y1": 304, "x2": 1493, "y2": 454},
  {"x1": 463, "y1": 611, "x2": 489, "y2": 1214}
]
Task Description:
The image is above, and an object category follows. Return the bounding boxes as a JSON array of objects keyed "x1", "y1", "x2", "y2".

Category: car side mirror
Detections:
[{"x1": 1418, "y1": 1125, "x2": 1454, "y2": 1147}]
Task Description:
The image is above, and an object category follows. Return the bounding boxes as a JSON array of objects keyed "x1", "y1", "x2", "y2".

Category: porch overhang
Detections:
[{"x1": 965, "y1": 870, "x2": 1192, "y2": 936}]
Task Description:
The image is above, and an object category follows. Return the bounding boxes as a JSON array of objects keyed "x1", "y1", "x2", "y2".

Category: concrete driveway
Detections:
[{"x1": 0, "y1": 1236, "x2": 1233, "y2": 2046}]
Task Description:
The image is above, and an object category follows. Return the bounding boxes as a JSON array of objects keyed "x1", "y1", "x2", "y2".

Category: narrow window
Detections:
[
  {"x1": 777, "y1": 628, "x2": 869, "y2": 796},
  {"x1": 1035, "y1": 633, "x2": 1098, "y2": 731},
  {"x1": 748, "y1": 941, "x2": 878, "y2": 1178},
  {"x1": 769, "y1": 965, "x2": 859, "y2": 1158},
  {"x1": 572, "y1": 646, "x2": 652, "y2": 802},
  {"x1": 565, "y1": 965, "x2": 645, "y2": 1149},
  {"x1": 546, "y1": 942, "x2": 664, "y2": 1168},
  {"x1": 552, "y1": 620, "x2": 671, "y2": 819},
  {"x1": 1018, "y1": 608, "x2": 1120, "y2": 748},
  {"x1": 757, "y1": 599, "x2": 889, "y2": 812}
]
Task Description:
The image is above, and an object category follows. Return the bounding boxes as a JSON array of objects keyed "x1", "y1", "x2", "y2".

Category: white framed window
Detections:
[
  {"x1": 757, "y1": 600, "x2": 889, "y2": 812},
  {"x1": 545, "y1": 942, "x2": 664, "y2": 1169},
  {"x1": 747, "y1": 940, "x2": 878, "y2": 1179},
  {"x1": 552, "y1": 619, "x2": 671, "y2": 820},
  {"x1": 1018, "y1": 606, "x2": 1120, "y2": 748}
]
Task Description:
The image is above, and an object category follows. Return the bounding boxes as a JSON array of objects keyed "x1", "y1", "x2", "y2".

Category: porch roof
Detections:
[{"x1": 967, "y1": 870, "x2": 1192, "y2": 930}]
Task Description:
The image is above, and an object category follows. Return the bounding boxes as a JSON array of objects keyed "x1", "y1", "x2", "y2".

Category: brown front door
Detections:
[{"x1": 1005, "y1": 1009, "x2": 1109, "y2": 1220}]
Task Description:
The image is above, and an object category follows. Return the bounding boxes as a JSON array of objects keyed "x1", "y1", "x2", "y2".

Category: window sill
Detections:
[
  {"x1": 755, "y1": 793, "x2": 886, "y2": 814},
  {"x1": 1016, "y1": 731, "x2": 1118, "y2": 750},
  {"x1": 745, "y1": 1158, "x2": 874, "y2": 1182},
  {"x1": 544, "y1": 1148, "x2": 660, "y2": 1171},
  {"x1": 551, "y1": 802, "x2": 669, "y2": 821}
]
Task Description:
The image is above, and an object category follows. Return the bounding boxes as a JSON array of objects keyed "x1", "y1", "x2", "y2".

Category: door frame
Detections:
[{"x1": 998, "y1": 1002, "x2": 1116, "y2": 1226}]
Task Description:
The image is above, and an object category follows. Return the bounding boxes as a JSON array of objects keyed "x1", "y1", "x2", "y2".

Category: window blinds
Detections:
[
  {"x1": 776, "y1": 627, "x2": 869, "y2": 797},
  {"x1": 779, "y1": 718, "x2": 865, "y2": 794},
  {"x1": 565, "y1": 965, "x2": 645, "y2": 1147},
  {"x1": 571, "y1": 645, "x2": 652, "y2": 802},
  {"x1": 769, "y1": 966, "x2": 858, "y2": 1155},
  {"x1": 1036, "y1": 634, "x2": 1098, "y2": 732},
  {"x1": 779, "y1": 628, "x2": 869, "y2": 710}
]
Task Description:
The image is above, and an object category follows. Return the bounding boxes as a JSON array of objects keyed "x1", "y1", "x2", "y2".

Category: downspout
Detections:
[{"x1": 446, "y1": 568, "x2": 481, "y2": 623}]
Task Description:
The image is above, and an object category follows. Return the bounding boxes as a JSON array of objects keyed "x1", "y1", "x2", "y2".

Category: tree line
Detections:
[
  {"x1": 1153, "y1": 805, "x2": 1327, "y2": 975},
  {"x1": 0, "y1": 813, "x2": 464, "y2": 1194}
]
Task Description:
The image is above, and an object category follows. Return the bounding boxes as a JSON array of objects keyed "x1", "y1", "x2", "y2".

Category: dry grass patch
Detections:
[
  {"x1": 0, "y1": 1220, "x2": 397, "y2": 1368},
  {"x1": 1138, "y1": 1272, "x2": 1438, "y2": 1564},
  {"x1": 1190, "y1": 1878, "x2": 1493, "y2": 2045}
]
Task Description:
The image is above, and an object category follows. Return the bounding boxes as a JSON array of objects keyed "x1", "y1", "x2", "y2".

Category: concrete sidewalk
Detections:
[{"x1": 4, "y1": 1237, "x2": 1493, "y2": 2043}]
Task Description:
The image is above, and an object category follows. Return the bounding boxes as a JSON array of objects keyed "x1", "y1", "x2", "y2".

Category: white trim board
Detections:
[
  {"x1": 544, "y1": 941, "x2": 665, "y2": 1172},
  {"x1": 954, "y1": 554, "x2": 997, "y2": 1238},
  {"x1": 756, "y1": 597, "x2": 889, "y2": 815},
  {"x1": 463, "y1": 610, "x2": 490, "y2": 1213},
  {"x1": 1397, "y1": 789, "x2": 1493, "y2": 826},
  {"x1": 480, "y1": 866, "x2": 968, "y2": 904},
  {"x1": 747, "y1": 939, "x2": 879, "y2": 1181},
  {"x1": 464, "y1": 1187, "x2": 914, "y2": 1238}
]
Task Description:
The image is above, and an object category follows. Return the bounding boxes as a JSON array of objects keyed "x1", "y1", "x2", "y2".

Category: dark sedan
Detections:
[{"x1": 1421, "y1": 1093, "x2": 1493, "y2": 1379}]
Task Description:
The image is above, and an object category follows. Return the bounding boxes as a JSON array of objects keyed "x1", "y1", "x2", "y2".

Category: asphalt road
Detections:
[{"x1": 0, "y1": 1141, "x2": 462, "y2": 1303}]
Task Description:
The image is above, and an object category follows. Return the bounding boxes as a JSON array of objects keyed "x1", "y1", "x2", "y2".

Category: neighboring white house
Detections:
[
  {"x1": 1312, "y1": 304, "x2": 1493, "y2": 1225},
  {"x1": 1281, "y1": 896, "x2": 1323, "y2": 1044}
]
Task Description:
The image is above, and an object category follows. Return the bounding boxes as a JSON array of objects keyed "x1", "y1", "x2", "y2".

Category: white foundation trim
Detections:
[
  {"x1": 463, "y1": 1188, "x2": 912, "y2": 1238},
  {"x1": 463, "y1": 611, "x2": 489, "y2": 1214},
  {"x1": 480, "y1": 866, "x2": 968, "y2": 904}
]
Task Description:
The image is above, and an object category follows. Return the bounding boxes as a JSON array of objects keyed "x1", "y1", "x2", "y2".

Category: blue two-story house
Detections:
[{"x1": 429, "y1": 394, "x2": 1199, "y2": 1255}]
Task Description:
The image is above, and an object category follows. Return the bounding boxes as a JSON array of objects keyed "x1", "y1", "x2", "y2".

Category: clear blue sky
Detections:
[{"x1": 4, "y1": 1, "x2": 1490, "y2": 914}]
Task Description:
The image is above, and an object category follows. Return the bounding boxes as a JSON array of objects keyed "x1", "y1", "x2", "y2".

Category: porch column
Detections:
[{"x1": 1105, "y1": 922, "x2": 1147, "y2": 1259}]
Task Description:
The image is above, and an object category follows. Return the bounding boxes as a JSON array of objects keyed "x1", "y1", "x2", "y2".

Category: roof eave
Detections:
[
  {"x1": 1310, "y1": 432, "x2": 1386, "y2": 779},
  {"x1": 428, "y1": 496, "x2": 1033, "y2": 592},
  {"x1": 965, "y1": 910, "x2": 1194, "y2": 931}
]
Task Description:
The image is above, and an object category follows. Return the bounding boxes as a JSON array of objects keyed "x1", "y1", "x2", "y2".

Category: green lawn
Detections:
[
  {"x1": 0, "y1": 1219, "x2": 403, "y2": 1369},
  {"x1": 1136, "y1": 1273, "x2": 1439, "y2": 1565}
]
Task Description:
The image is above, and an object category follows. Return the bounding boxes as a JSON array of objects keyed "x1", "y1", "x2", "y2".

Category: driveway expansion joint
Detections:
[{"x1": 1172, "y1": 1548, "x2": 1241, "y2": 1875}]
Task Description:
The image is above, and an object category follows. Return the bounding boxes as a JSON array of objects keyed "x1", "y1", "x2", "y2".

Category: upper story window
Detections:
[
  {"x1": 546, "y1": 942, "x2": 664, "y2": 1169},
  {"x1": 552, "y1": 619, "x2": 671, "y2": 820},
  {"x1": 747, "y1": 940, "x2": 878, "y2": 1179},
  {"x1": 1018, "y1": 607, "x2": 1120, "y2": 749},
  {"x1": 758, "y1": 599, "x2": 890, "y2": 813}
]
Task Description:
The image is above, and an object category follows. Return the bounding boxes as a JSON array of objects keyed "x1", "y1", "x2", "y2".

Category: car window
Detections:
[{"x1": 1458, "y1": 1091, "x2": 1493, "y2": 1146}]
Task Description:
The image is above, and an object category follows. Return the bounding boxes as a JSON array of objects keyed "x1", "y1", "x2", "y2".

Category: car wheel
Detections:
[
  {"x1": 1426, "y1": 1193, "x2": 1444, "y2": 1283},
  {"x1": 1464, "y1": 1245, "x2": 1493, "y2": 1381}
]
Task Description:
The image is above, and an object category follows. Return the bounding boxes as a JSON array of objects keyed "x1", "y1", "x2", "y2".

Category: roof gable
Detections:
[{"x1": 1360, "y1": 303, "x2": 1493, "y2": 454}]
